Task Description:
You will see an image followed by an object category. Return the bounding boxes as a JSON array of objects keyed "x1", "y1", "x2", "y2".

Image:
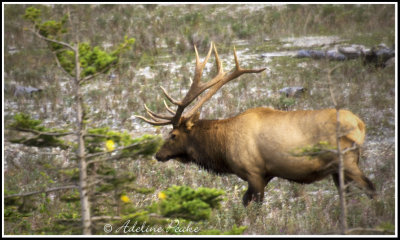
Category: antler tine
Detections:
[
  {"x1": 137, "y1": 44, "x2": 216, "y2": 127},
  {"x1": 233, "y1": 46, "x2": 241, "y2": 70},
  {"x1": 144, "y1": 104, "x2": 173, "y2": 120},
  {"x1": 214, "y1": 43, "x2": 223, "y2": 74},
  {"x1": 197, "y1": 43, "x2": 225, "y2": 91},
  {"x1": 193, "y1": 42, "x2": 214, "y2": 86},
  {"x1": 183, "y1": 45, "x2": 266, "y2": 118},
  {"x1": 134, "y1": 103, "x2": 173, "y2": 126},
  {"x1": 163, "y1": 100, "x2": 176, "y2": 115},
  {"x1": 233, "y1": 46, "x2": 266, "y2": 74},
  {"x1": 137, "y1": 42, "x2": 266, "y2": 127},
  {"x1": 134, "y1": 115, "x2": 171, "y2": 126},
  {"x1": 160, "y1": 86, "x2": 181, "y2": 106},
  {"x1": 179, "y1": 42, "x2": 222, "y2": 108}
]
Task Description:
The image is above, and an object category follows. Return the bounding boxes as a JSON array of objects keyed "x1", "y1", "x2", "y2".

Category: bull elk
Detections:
[{"x1": 136, "y1": 42, "x2": 375, "y2": 206}]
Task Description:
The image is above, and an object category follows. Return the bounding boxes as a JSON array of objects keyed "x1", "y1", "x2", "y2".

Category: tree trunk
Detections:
[
  {"x1": 335, "y1": 108, "x2": 348, "y2": 235},
  {"x1": 74, "y1": 45, "x2": 92, "y2": 235},
  {"x1": 328, "y1": 66, "x2": 348, "y2": 235}
]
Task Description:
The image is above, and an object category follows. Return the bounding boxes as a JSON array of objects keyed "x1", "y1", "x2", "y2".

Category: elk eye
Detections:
[{"x1": 170, "y1": 134, "x2": 176, "y2": 140}]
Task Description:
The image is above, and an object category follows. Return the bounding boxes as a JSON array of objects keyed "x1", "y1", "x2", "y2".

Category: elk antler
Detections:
[{"x1": 135, "y1": 42, "x2": 266, "y2": 127}]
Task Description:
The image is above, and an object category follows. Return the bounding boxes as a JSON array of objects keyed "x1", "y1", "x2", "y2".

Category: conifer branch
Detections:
[{"x1": 4, "y1": 185, "x2": 79, "y2": 199}]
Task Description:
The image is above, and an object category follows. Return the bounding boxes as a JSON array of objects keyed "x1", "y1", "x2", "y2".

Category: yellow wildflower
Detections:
[
  {"x1": 105, "y1": 139, "x2": 116, "y2": 152},
  {"x1": 158, "y1": 192, "x2": 167, "y2": 200},
  {"x1": 120, "y1": 194, "x2": 131, "y2": 203}
]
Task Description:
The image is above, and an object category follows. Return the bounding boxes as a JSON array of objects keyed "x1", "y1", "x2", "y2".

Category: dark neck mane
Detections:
[{"x1": 186, "y1": 119, "x2": 233, "y2": 175}]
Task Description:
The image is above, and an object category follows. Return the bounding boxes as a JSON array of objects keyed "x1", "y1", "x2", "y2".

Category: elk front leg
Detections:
[
  {"x1": 242, "y1": 185, "x2": 255, "y2": 207},
  {"x1": 242, "y1": 175, "x2": 269, "y2": 206},
  {"x1": 332, "y1": 173, "x2": 351, "y2": 194}
]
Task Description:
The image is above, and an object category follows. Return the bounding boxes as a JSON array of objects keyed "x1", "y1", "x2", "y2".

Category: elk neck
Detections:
[{"x1": 185, "y1": 119, "x2": 233, "y2": 175}]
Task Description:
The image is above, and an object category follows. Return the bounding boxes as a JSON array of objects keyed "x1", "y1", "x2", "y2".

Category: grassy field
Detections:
[{"x1": 3, "y1": 4, "x2": 396, "y2": 235}]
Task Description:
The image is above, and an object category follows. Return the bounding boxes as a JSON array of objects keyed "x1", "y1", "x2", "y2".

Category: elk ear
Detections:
[{"x1": 185, "y1": 112, "x2": 200, "y2": 130}]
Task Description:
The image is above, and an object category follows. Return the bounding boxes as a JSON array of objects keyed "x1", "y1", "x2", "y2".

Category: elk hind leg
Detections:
[
  {"x1": 343, "y1": 151, "x2": 376, "y2": 198},
  {"x1": 345, "y1": 169, "x2": 376, "y2": 198}
]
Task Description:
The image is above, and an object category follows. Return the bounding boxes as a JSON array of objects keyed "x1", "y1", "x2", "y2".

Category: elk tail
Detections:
[{"x1": 341, "y1": 111, "x2": 366, "y2": 146}]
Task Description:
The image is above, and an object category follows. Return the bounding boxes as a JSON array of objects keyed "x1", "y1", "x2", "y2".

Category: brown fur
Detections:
[{"x1": 155, "y1": 107, "x2": 375, "y2": 206}]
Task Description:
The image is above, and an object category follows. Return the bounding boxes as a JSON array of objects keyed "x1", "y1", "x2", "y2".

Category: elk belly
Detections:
[
  {"x1": 273, "y1": 153, "x2": 337, "y2": 184},
  {"x1": 256, "y1": 131, "x2": 338, "y2": 183}
]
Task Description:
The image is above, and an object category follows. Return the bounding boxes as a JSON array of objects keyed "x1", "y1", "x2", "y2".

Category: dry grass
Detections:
[{"x1": 4, "y1": 4, "x2": 396, "y2": 235}]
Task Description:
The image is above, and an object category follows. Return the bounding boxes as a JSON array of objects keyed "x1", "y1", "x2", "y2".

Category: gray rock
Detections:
[
  {"x1": 362, "y1": 46, "x2": 395, "y2": 67},
  {"x1": 338, "y1": 46, "x2": 363, "y2": 59},
  {"x1": 14, "y1": 85, "x2": 43, "y2": 96},
  {"x1": 279, "y1": 86, "x2": 306, "y2": 98},
  {"x1": 326, "y1": 50, "x2": 347, "y2": 61}
]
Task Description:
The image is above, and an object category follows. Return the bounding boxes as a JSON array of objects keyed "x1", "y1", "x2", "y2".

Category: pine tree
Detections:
[{"x1": 5, "y1": 6, "x2": 245, "y2": 235}]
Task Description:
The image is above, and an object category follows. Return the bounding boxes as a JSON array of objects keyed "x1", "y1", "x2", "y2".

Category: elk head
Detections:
[{"x1": 136, "y1": 42, "x2": 266, "y2": 162}]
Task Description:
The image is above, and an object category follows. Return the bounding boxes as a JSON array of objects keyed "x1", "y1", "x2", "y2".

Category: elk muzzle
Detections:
[{"x1": 155, "y1": 150, "x2": 169, "y2": 162}]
